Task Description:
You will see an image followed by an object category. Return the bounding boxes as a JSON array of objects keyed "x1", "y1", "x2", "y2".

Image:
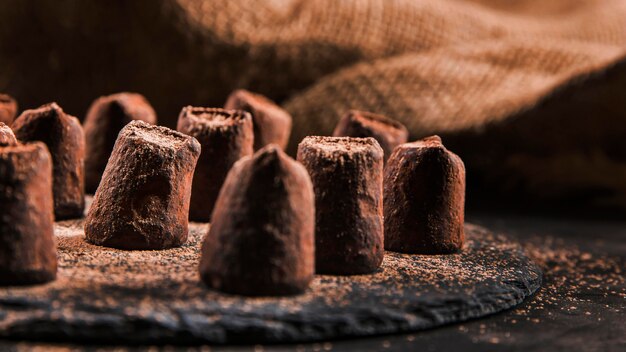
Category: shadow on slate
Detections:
[{"x1": 0, "y1": 218, "x2": 541, "y2": 345}]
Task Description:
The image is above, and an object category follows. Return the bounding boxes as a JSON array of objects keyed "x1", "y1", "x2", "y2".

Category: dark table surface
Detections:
[{"x1": 1, "y1": 211, "x2": 624, "y2": 352}]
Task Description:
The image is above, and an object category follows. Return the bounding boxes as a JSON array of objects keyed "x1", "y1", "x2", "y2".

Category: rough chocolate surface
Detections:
[
  {"x1": 200, "y1": 145, "x2": 315, "y2": 296},
  {"x1": 0, "y1": 215, "x2": 541, "y2": 344},
  {"x1": 12, "y1": 103, "x2": 85, "y2": 220},
  {"x1": 298, "y1": 136, "x2": 384, "y2": 275},
  {"x1": 333, "y1": 110, "x2": 409, "y2": 162},
  {"x1": 85, "y1": 121, "x2": 200, "y2": 250},
  {"x1": 177, "y1": 107, "x2": 253, "y2": 221},
  {"x1": 84, "y1": 92, "x2": 157, "y2": 193},
  {"x1": 0, "y1": 94, "x2": 17, "y2": 125},
  {"x1": 384, "y1": 136, "x2": 466, "y2": 254},
  {"x1": 0, "y1": 122, "x2": 17, "y2": 146},
  {"x1": 224, "y1": 89, "x2": 292, "y2": 151},
  {"x1": 0, "y1": 142, "x2": 56, "y2": 286}
]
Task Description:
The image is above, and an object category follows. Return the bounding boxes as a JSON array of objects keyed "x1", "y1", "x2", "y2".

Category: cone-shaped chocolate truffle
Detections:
[
  {"x1": 0, "y1": 122, "x2": 17, "y2": 146},
  {"x1": 224, "y1": 89, "x2": 292, "y2": 151},
  {"x1": 200, "y1": 145, "x2": 315, "y2": 296},
  {"x1": 384, "y1": 136, "x2": 465, "y2": 254},
  {"x1": 177, "y1": 107, "x2": 254, "y2": 221},
  {"x1": 85, "y1": 121, "x2": 201, "y2": 250},
  {"x1": 84, "y1": 92, "x2": 157, "y2": 193},
  {"x1": 0, "y1": 94, "x2": 18, "y2": 125},
  {"x1": 332, "y1": 110, "x2": 409, "y2": 162},
  {"x1": 0, "y1": 142, "x2": 56, "y2": 285},
  {"x1": 297, "y1": 136, "x2": 384, "y2": 275},
  {"x1": 12, "y1": 103, "x2": 85, "y2": 220}
]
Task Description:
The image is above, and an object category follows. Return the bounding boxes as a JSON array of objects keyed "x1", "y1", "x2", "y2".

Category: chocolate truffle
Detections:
[
  {"x1": 0, "y1": 94, "x2": 17, "y2": 125},
  {"x1": 177, "y1": 107, "x2": 253, "y2": 221},
  {"x1": 384, "y1": 136, "x2": 465, "y2": 254},
  {"x1": 332, "y1": 110, "x2": 409, "y2": 162},
  {"x1": 0, "y1": 142, "x2": 56, "y2": 285},
  {"x1": 85, "y1": 121, "x2": 200, "y2": 250},
  {"x1": 0, "y1": 122, "x2": 17, "y2": 146},
  {"x1": 224, "y1": 89, "x2": 292, "y2": 150},
  {"x1": 12, "y1": 103, "x2": 85, "y2": 220},
  {"x1": 200, "y1": 145, "x2": 315, "y2": 296},
  {"x1": 84, "y1": 92, "x2": 157, "y2": 193},
  {"x1": 297, "y1": 136, "x2": 384, "y2": 275}
]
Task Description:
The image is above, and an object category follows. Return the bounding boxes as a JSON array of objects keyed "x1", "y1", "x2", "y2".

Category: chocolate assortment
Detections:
[
  {"x1": 85, "y1": 121, "x2": 200, "y2": 250},
  {"x1": 384, "y1": 136, "x2": 466, "y2": 254},
  {"x1": 332, "y1": 110, "x2": 409, "y2": 162},
  {"x1": 0, "y1": 142, "x2": 56, "y2": 285},
  {"x1": 84, "y1": 92, "x2": 157, "y2": 193},
  {"x1": 224, "y1": 89, "x2": 292, "y2": 151},
  {"x1": 200, "y1": 145, "x2": 315, "y2": 296},
  {"x1": 297, "y1": 136, "x2": 384, "y2": 275},
  {"x1": 12, "y1": 103, "x2": 85, "y2": 220},
  {"x1": 0, "y1": 94, "x2": 17, "y2": 125},
  {"x1": 177, "y1": 107, "x2": 253, "y2": 221}
]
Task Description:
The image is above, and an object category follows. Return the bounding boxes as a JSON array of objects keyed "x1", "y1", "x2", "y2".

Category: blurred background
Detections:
[{"x1": 1, "y1": 0, "x2": 625, "y2": 217}]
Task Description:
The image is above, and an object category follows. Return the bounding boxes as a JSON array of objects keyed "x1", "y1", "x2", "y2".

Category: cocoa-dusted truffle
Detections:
[
  {"x1": 12, "y1": 103, "x2": 85, "y2": 220},
  {"x1": 177, "y1": 107, "x2": 253, "y2": 221},
  {"x1": 297, "y1": 136, "x2": 384, "y2": 275},
  {"x1": 0, "y1": 142, "x2": 56, "y2": 285},
  {"x1": 0, "y1": 122, "x2": 17, "y2": 146},
  {"x1": 84, "y1": 92, "x2": 157, "y2": 193},
  {"x1": 0, "y1": 94, "x2": 17, "y2": 125},
  {"x1": 224, "y1": 89, "x2": 292, "y2": 150},
  {"x1": 332, "y1": 110, "x2": 409, "y2": 162},
  {"x1": 200, "y1": 145, "x2": 315, "y2": 296},
  {"x1": 384, "y1": 136, "x2": 465, "y2": 254},
  {"x1": 85, "y1": 121, "x2": 200, "y2": 250}
]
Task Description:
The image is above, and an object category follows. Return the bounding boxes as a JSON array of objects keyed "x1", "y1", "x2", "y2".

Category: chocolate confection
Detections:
[
  {"x1": 224, "y1": 89, "x2": 292, "y2": 151},
  {"x1": 200, "y1": 145, "x2": 315, "y2": 296},
  {"x1": 85, "y1": 121, "x2": 200, "y2": 250},
  {"x1": 0, "y1": 94, "x2": 17, "y2": 125},
  {"x1": 332, "y1": 110, "x2": 409, "y2": 162},
  {"x1": 384, "y1": 136, "x2": 465, "y2": 254},
  {"x1": 0, "y1": 142, "x2": 56, "y2": 285},
  {"x1": 297, "y1": 136, "x2": 384, "y2": 275},
  {"x1": 177, "y1": 107, "x2": 253, "y2": 221},
  {"x1": 12, "y1": 103, "x2": 85, "y2": 220},
  {"x1": 0, "y1": 122, "x2": 17, "y2": 146},
  {"x1": 84, "y1": 92, "x2": 157, "y2": 193}
]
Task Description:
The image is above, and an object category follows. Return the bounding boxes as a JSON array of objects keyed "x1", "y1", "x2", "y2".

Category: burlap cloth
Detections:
[{"x1": 0, "y1": 0, "x2": 625, "y2": 211}]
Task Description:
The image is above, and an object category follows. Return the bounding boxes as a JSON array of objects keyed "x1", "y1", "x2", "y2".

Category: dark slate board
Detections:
[{"x1": 0, "y1": 221, "x2": 541, "y2": 345}]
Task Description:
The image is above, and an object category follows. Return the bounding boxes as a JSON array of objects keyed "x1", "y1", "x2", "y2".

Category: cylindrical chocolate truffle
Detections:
[
  {"x1": 176, "y1": 107, "x2": 254, "y2": 222},
  {"x1": 200, "y1": 145, "x2": 315, "y2": 296},
  {"x1": 0, "y1": 122, "x2": 17, "y2": 146},
  {"x1": 0, "y1": 94, "x2": 17, "y2": 125},
  {"x1": 224, "y1": 89, "x2": 292, "y2": 151},
  {"x1": 0, "y1": 142, "x2": 56, "y2": 286},
  {"x1": 84, "y1": 92, "x2": 157, "y2": 193},
  {"x1": 12, "y1": 103, "x2": 85, "y2": 220},
  {"x1": 297, "y1": 136, "x2": 384, "y2": 275},
  {"x1": 85, "y1": 121, "x2": 201, "y2": 250},
  {"x1": 332, "y1": 110, "x2": 409, "y2": 162},
  {"x1": 384, "y1": 136, "x2": 465, "y2": 254}
]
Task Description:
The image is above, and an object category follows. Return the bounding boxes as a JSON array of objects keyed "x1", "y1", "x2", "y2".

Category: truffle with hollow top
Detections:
[
  {"x1": 332, "y1": 110, "x2": 409, "y2": 162},
  {"x1": 85, "y1": 120, "x2": 201, "y2": 250},
  {"x1": 297, "y1": 136, "x2": 384, "y2": 275},
  {"x1": 12, "y1": 103, "x2": 85, "y2": 220},
  {"x1": 384, "y1": 135, "x2": 465, "y2": 254},
  {"x1": 0, "y1": 94, "x2": 17, "y2": 125},
  {"x1": 177, "y1": 107, "x2": 253, "y2": 221},
  {"x1": 84, "y1": 92, "x2": 157, "y2": 193},
  {"x1": 200, "y1": 145, "x2": 315, "y2": 296},
  {"x1": 0, "y1": 142, "x2": 56, "y2": 285},
  {"x1": 224, "y1": 89, "x2": 292, "y2": 151},
  {"x1": 0, "y1": 122, "x2": 17, "y2": 146}
]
